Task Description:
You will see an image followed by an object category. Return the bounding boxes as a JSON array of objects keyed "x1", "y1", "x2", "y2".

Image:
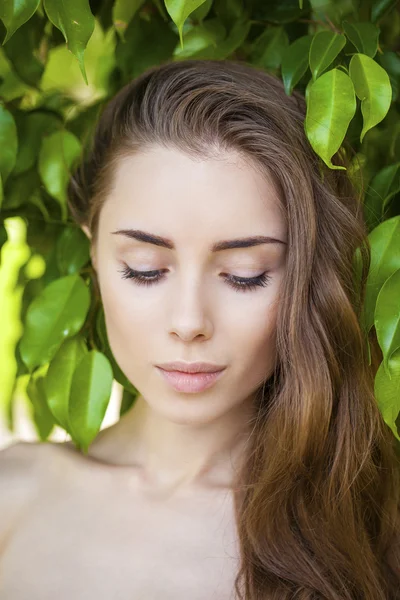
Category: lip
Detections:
[
  {"x1": 156, "y1": 367, "x2": 225, "y2": 393},
  {"x1": 156, "y1": 361, "x2": 226, "y2": 374}
]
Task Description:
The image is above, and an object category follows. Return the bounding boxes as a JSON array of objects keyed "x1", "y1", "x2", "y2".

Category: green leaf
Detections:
[
  {"x1": 56, "y1": 226, "x2": 91, "y2": 276},
  {"x1": 2, "y1": 167, "x2": 42, "y2": 211},
  {"x1": 0, "y1": 104, "x2": 18, "y2": 183},
  {"x1": 0, "y1": 0, "x2": 41, "y2": 44},
  {"x1": 375, "y1": 268, "x2": 400, "y2": 376},
  {"x1": 349, "y1": 53, "x2": 392, "y2": 143},
  {"x1": 0, "y1": 55, "x2": 31, "y2": 103},
  {"x1": 305, "y1": 68, "x2": 356, "y2": 170},
  {"x1": 379, "y1": 50, "x2": 400, "y2": 80},
  {"x1": 252, "y1": 0, "x2": 310, "y2": 23},
  {"x1": 374, "y1": 346, "x2": 400, "y2": 442},
  {"x1": 40, "y1": 18, "x2": 116, "y2": 106},
  {"x1": 379, "y1": 51, "x2": 400, "y2": 103},
  {"x1": 309, "y1": 31, "x2": 347, "y2": 81},
  {"x1": 364, "y1": 163, "x2": 400, "y2": 231},
  {"x1": 212, "y1": 17, "x2": 250, "y2": 59},
  {"x1": 213, "y1": 0, "x2": 245, "y2": 28},
  {"x1": 173, "y1": 19, "x2": 226, "y2": 58},
  {"x1": 68, "y1": 350, "x2": 114, "y2": 453},
  {"x1": 1, "y1": 13, "x2": 45, "y2": 87},
  {"x1": 26, "y1": 374, "x2": 56, "y2": 441},
  {"x1": 38, "y1": 129, "x2": 82, "y2": 221},
  {"x1": 371, "y1": 0, "x2": 399, "y2": 23},
  {"x1": 164, "y1": 0, "x2": 208, "y2": 48},
  {"x1": 281, "y1": 34, "x2": 313, "y2": 96},
  {"x1": 43, "y1": 0, "x2": 95, "y2": 84},
  {"x1": 183, "y1": 16, "x2": 250, "y2": 60},
  {"x1": 112, "y1": 0, "x2": 146, "y2": 40},
  {"x1": 44, "y1": 335, "x2": 88, "y2": 432},
  {"x1": 95, "y1": 305, "x2": 138, "y2": 396},
  {"x1": 342, "y1": 21, "x2": 380, "y2": 58},
  {"x1": 347, "y1": 151, "x2": 369, "y2": 199},
  {"x1": 363, "y1": 216, "x2": 400, "y2": 335},
  {"x1": 13, "y1": 110, "x2": 63, "y2": 176},
  {"x1": 19, "y1": 274, "x2": 91, "y2": 371},
  {"x1": 115, "y1": 11, "x2": 177, "y2": 80},
  {"x1": 250, "y1": 26, "x2": 289, "y2": 71},
  {"x1": 191, "y1": 0, "x2": 213, "y2": 21},
  {"x1": 0, "y1": 173, "x2": 3, "y2": 211}
]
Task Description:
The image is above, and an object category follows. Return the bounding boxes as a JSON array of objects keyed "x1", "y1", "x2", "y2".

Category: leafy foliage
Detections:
[{"x1": 0, "y1": 0, "x2": 399, "y2": 451}]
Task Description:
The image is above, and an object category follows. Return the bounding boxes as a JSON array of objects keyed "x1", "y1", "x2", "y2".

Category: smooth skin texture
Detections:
[
  {"x1": 82, "y1": 144, "x2": 288, "y2": 497},
  {"x1": 0, "y1": 146, "x2": 289, "y2": 599}
]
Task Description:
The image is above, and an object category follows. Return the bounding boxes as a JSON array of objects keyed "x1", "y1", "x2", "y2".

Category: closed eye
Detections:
[{"x1": 117, "y1": 265, "x2": 272, "y2": 293}]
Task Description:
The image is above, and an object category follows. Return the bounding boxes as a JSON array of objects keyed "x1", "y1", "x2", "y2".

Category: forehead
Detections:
[{"x1": 99, "y1": 146, "x2": 287, "y2": 245}]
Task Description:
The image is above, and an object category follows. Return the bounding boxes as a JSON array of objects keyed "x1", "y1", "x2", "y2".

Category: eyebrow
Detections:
[{"x1": 111, "y1": 229, "x2": 287, "y2": 251}]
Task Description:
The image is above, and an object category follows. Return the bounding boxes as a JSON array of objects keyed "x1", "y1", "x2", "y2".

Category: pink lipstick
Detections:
[{"x1": 156, "y1": 367, "x2": 225, "y2": 393}]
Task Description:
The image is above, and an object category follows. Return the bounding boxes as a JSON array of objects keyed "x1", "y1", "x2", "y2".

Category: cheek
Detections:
[
  {"x1": 242, "y1": 317, "x2": 277, "y2": 362},
  {"x1": 232, "y1": 289, "x2": 279, "y2": 338},
  {"x1": 99, "y1": 266, "x2": 146, "y2": 323},
  {"x1": 98, "y1": 276, "x2": 147, "y2": 362},
  {"x1": 233, "y1": 298, "x2": 278, "y2": 376}
]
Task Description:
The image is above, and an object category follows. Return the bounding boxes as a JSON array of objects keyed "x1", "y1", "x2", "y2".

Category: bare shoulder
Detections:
[
  {"x1": 0, "y1": 439, "x2": 87, "y2": 485},
  {"x1": 0, "y1": 440, "x2": 56, "y2": 501},
  {"x1": 0, "y1": 439, "x2": 49, "y2": 484},
  {"x1": 0, "y1": 441, "x2": 51, "y2": 552}
]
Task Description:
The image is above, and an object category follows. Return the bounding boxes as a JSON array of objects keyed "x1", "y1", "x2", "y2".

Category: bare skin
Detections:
[
  {"x1": 0, "y1": 145, "x2": 287, "y2": 598},
  {"x1": 0, "y1": 439, "x2": 242, "y2": 600}
]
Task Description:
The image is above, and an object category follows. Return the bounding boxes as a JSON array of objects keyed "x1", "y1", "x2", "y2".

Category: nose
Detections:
[{"x1": 168, "y1": 277, "x2": 214, "y2": 341}]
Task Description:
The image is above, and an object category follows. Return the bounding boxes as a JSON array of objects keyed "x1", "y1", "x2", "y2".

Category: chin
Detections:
[{"x1": 156, "y1": 398, "x2": 228, "y2": 426}]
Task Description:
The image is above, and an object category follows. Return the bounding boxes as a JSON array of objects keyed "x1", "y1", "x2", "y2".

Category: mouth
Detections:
[
  {"x1": 156, "y1": 362, "x2": 226, "y2": 374},
  {"x1": 156, "y1": 367, "x2": 225, "y2": 393}
]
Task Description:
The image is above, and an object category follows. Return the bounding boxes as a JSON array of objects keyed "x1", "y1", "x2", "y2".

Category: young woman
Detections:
[{"x1": 1, "y1": 59, "x2": 399, "y2": 600}]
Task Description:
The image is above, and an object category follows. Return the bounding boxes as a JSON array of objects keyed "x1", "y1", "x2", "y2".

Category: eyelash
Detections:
[{"x1": 118, "y1": 265, "x2": 272, "y2": 292}]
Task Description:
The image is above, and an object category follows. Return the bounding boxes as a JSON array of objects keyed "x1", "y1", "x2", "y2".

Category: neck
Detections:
[{"x1": 86, "y1": 391, "x2": 256, "y2": 496}]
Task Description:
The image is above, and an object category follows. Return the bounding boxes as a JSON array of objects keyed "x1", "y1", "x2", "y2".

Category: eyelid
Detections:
[
  {"x1": 122, "y1": 263, "x2": 267, "y2": 275},
  {"x1": 119, "y1": 250, "x2": 268, "y2": 268},
  {"x1": 128, "y1": 269, "x2": 267, "y2": 281},
  {"x1": 118, "y1": 264, "x2": 272, "y2": 292}
]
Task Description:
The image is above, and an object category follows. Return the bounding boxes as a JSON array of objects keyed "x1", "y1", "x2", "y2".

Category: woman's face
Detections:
[{"x1": 87, "y1": 145, "x2": 287, "y2": 425}]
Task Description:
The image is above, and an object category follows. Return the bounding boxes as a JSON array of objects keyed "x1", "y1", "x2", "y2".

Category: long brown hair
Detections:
[{"x1": 68, "y1": 59, "x2": 400, "y2": 599}]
